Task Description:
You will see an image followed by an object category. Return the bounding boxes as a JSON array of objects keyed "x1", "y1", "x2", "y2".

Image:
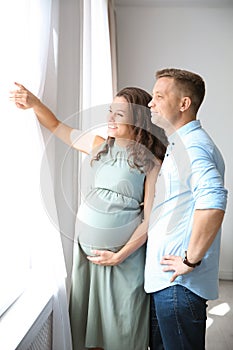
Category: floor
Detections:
[{"x1": 206, "y1": 279, "x2": 233, "y2": 350}]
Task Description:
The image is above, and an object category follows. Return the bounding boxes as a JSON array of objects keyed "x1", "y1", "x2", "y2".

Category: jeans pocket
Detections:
[{"x1": 183, "y1": 286, "x2": 207, "y2": 321}]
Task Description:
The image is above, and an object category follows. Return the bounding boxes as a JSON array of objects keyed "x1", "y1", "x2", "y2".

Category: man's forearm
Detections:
[{"x1": 186, "y1": 208, "x2": 225, "y2": 264}]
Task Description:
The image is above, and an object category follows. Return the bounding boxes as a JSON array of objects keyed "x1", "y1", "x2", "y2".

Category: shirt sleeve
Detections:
[{"x1": 187, "y1": 143, "x2": 228, "y2": 211}]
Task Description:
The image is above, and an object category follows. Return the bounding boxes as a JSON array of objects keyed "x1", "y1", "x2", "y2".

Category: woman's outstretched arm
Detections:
[{"x1": 9, "y1": 82, "x2": 105, "y2": 154}]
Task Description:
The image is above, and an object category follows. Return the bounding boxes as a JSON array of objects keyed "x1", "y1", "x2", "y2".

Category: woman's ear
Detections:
[{"x1": 180, "y1": 97, "x2": 191, "y2": 112}]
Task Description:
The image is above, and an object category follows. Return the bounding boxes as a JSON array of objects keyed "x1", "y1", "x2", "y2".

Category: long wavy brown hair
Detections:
[{"x1": 92, "y1": 87, "x2": 168, "y2": 173}]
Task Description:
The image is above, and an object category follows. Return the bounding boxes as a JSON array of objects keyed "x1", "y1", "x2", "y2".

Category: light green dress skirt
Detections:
[{"x1": 69, "y1": 143, "x2": 150, "y2": 350}]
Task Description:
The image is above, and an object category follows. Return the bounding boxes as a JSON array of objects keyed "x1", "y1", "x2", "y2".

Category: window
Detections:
[{"x1": 0, "y1": 0, "x2": 59, "y2": 317}]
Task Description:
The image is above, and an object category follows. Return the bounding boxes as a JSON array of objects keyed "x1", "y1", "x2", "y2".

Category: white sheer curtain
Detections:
[
  {"x1": 79, "y1": 0, "x2": 117, "y2": 151},
  {"x1": 82, "y1": 0, "x2": 116, "y2": 111},
  {"x1": 0, "y1": 1, "x2": 72, "y2": 349},
  {"x1": 0, "y1": 0, "x2": 117, "y2": 348}
]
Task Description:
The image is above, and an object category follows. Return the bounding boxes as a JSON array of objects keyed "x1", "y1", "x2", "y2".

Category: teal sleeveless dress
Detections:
[{"x1": 69, "y1": 142, "x2": 149, "y2": 350}]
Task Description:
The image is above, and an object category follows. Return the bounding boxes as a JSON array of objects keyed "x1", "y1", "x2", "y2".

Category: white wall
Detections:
[{"x1": 115, "y1": 0, "x2": 233, "y2": 279}]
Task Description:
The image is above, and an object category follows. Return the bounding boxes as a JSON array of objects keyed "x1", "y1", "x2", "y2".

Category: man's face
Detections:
[{"x1": 148, "y1": 77, "x2": 182, "y2": 131}]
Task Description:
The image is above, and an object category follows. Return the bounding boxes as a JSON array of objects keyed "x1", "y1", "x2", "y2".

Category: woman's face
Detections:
[{"x1": 107, "y1": 96, "x2": 133, "y2": 140}]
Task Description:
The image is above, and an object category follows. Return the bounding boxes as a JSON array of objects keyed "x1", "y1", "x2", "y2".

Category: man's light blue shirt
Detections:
[{"x1": 144, "y1": 120, "x2": 228, "y2": 300}]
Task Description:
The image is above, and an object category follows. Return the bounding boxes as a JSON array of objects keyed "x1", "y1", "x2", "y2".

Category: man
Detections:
[{"x1": 145, "y1": 68, "x2": 228, "y2": 350}]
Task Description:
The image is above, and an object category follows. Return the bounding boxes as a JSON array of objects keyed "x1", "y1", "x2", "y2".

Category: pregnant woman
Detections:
[{"x1": 10, "y1": 83, "x2": 168, "y2": 350}]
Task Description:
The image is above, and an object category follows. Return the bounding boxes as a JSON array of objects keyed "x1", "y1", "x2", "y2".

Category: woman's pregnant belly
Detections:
[{"x1": 76, "y1": 188, "x2": 142, "y2": 255}]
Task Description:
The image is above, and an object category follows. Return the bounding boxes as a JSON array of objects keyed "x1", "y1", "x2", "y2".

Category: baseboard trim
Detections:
[{"x1": 219, "y1": 270, "x2": 233, "y2": 281}]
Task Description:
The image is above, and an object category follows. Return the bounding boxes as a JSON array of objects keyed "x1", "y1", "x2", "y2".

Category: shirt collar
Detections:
[{"x1": 168, "y1": 120, "x2": 201, "y2": 143}]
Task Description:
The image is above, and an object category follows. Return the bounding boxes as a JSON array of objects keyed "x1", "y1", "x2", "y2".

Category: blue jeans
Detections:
[{"x1": 150, "y1": 285, "x2": 207, "y2": 350}]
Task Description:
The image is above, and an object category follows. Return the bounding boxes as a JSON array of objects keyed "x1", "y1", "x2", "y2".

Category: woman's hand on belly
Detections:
[{"x1": 87, "y1": 249, "x2": 122, "y2": 266}]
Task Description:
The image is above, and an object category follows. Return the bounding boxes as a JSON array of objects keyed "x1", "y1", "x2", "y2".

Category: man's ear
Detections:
[{"x1": 180, "y1": 97, "x2": 191, "y2": 112}]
